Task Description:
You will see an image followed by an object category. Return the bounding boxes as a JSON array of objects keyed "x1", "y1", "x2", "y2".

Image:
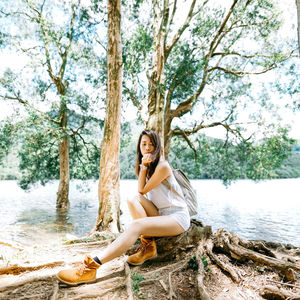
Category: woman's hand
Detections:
[{"x1": 142, "y1": 153, "x2": 153, "y2": 166}]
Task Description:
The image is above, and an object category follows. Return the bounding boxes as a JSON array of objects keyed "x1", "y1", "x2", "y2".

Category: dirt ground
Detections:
[{"x1": 0, "y1": 231, "x2": 300, "y2": 300}]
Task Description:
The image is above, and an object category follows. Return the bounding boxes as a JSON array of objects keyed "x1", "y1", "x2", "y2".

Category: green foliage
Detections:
[
  {"x1": 122, "y1": 0, "x2": 296, "y2": 159},
  {"x1": 123, "y1": 25, "x2": 152, "y2": 75},
  {"x1": 241, "y1": 131, "x2": 295, "y2": 180},
  {"x1": 169, "y1": 130, "x2": 296, "y2": 183},
  {"x1": 18, "y1": 128, "x2": 60, "y2": 189},
  {"x1": 272, "y1": 152, "x2": 300, "y2": 178},
  {"x1": 0, "y1": 120, "x2": 14, "y2": 164},
  {"x1": 2, "y1": 112, "x2": 101, "y2": 189},
  {"x1": 69, "y1": 136, "x2": 100, "y2": 180},
  {"x1": 0, "y1": 0, "x2": 298, "y2": 189},
  {"x1": 274, "y1": 60, "x2": 300, "y2": 110},
  {"x1": 131, "y1": 271, "x2": 145, "y2": 294},
  {"x1": 188, "y1": 255, "x2": 198, "y2": 271},
  {"x1": 201, "y1": 256, "x2": 208, "y2": 268},
  {"x1": 120, "y1": 137, "x2": 136, "y2": 179},
  {"x1": 119, "y1": 122, "x2": 142, "y2": 179},
  {"x1": 0, "y1": 0, "x2": 106, "y2": 190}
]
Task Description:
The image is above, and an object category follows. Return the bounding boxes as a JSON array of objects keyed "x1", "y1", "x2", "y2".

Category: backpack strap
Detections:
[
  {"x1": 161, "y1": 162, "x2": 184, "y2": 199},
  {"x1": 161, "y1": 177, "x2": 184, "y2": 200}
]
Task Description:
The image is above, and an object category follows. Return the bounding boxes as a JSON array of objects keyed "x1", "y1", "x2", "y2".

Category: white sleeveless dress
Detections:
[{"x1": 146, "y1": 174, "x2": 190, "y2": 231}]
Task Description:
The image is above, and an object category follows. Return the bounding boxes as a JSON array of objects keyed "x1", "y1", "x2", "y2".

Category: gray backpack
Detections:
[{"x1": 162, "y1": 168, "x2": 198, "y2": 217}]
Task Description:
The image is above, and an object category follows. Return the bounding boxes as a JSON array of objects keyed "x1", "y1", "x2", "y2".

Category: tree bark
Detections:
[
  {"x1": 146, "y1": 0, "x2": 168, "y2": 154},
  {"x1": 146, "y1": 0, "x2": 197, "y2": 158},
  {"x1": 56, "y1": 137, "x2": 70, "y2": 209},
  {"x1": 163, "y1": 113, "x2": 172, "y2": 159},
  {"x1": 93, "y1": 0, "x2": 122, "y2": 233},
  {"x1": 56, "y1": 97, "x2": 70, "y2": 209},
  {"x1": 297, "y1": 0, "x2": 300, "y2": 54}
]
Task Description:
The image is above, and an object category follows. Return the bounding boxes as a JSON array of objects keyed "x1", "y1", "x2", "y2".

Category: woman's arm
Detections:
[{"x1": 138, "y1": 161, "x2": 172, "y2": 194}]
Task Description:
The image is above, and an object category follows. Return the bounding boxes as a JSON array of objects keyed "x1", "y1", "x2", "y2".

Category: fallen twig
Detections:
[
  {"x1": 267, "y1": 279, "x2": 300, "y2": 290},
  {"x1": 168, "y1": 261, "x2": 188, "y2": 299}
]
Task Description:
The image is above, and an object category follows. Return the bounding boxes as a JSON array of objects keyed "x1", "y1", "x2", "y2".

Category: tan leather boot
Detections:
[
  {"x1": 57, "y1": 255, "x2": 101, "y2": 286},
  {"x1": 127, "y1": 237, "x2": 157, "y2": 266}
]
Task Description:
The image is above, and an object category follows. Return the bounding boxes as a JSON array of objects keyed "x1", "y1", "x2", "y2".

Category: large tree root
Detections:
[
  {"x1": 195, "y1": 242, "x2": 211, "y2": 300},
  {"x1": 260, "y1": 285, "x2": 300, "y2": 300},
  {"x1": 213, "y1": 229, "x2": 300, "y2": 281},
  {"x1": 1, "y1": 222, "x2": 300, "y2": 299},
  {"x1": 205, "y1": 239, "x2": 240, "y2": 283},
  {"x1": 168, "y1": 260, "x2": 189, "y2": 299},
  {"x1": 125, "y1": 263, "x2": 134, "y2": 300},
  {"x1": 0, "y1": 261, "x2": 64, "y2": 276}
]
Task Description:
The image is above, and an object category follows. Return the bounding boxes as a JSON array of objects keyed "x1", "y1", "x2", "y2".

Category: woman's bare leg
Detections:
[
  {"x1": 127, "y1": 193, "x2": 159, "y2": 219},
  {"x1": 97, "y1": 216, "x2": 184, "y2": 264}
]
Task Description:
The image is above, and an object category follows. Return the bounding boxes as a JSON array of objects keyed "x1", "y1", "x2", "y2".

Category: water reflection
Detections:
[
  {"x1": 17, "y1": 208, "x2": 56, "y2": 225},
  {"x1": 221, "y1": 205, "x2": 241, "y2": 233},
  {"x1": 0, "y1": 179, "x2": 299, "y2": 247},
  {"x1": 55, "y1": 209, "x2": 74, "y2": 232},
  {"x1": 193, "y1": 178, "x2": 300, "y2": 246}
]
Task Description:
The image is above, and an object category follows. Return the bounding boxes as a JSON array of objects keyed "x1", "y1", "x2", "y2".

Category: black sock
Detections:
[{"x1": 93, "y1": 256, "x2": 102, "y2": 265}]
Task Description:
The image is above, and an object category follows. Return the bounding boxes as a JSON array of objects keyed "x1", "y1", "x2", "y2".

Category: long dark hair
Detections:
[{"x1": 135, "y1": 129, "x2": 161, "y2": 178}]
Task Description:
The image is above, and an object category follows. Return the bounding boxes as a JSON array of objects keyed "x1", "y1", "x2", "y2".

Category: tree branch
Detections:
[
  {"x1": 207, "y1": 0, "x2": 239, "y2": 58},
  {"x1": 58, "y1": 5, "x2": 76, "y2": 80},
  {"x1": 96, "y1": 38, "x2": 107, "y2": 52},
  {"x1": 170, "y1": 1, "x2": 240, "y2": 120},
  {"x1": 207, "y1": 65, "x2": 276, "y2": 77},
  {"x1": 165, "y1": 0, "x2": 177, "y2": 36},
  {"x1": 1, "y1": 94, "x2": 61, "y2": 125},
  {"x1": 70, "y1": 118, "x2": 87, "y2": 137},
  {"x1": 123, "y1": 86, "x2": 146, "y2": 126},
  {"x1": 174, "y1": 130, "x2": 197, "y2": 158},
  {"x1": 70, "y1": 129, "x2": 98, "y2": 161},
  {"x1": 172, "y1": 116, "x2": 252, "y2": 143},
  {"x1": 165, "y1": 0, "x2": 197, "y2": 60}
]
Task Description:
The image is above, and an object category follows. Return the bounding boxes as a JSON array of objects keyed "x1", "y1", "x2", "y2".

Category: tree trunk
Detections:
[
  {"x1": 163, "y1": 113, "x2": 172, "y2": 159},
  {"x1": 297, "y1": 0, "x2": 300, "y2": 54},
  {"x1": 56, "y1": 106, "x2": 70, "y2": 209},
  {"x1": 146, "y1": 0, "x2": 168, "y2": 154},
  {"x1": 92, "y1": 0, "x2": 122, "y2": 233}
]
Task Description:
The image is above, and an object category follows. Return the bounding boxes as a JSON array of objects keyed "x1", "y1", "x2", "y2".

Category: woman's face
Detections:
[{"x1": 140, "y1": 134, "x2": 155, "y2": 156}]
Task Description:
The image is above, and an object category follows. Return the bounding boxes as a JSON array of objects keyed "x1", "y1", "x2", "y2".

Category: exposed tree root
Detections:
[
  {"x1": 1, "y1": 222, "x2": 300, "y2": 300},
  {"x1": 267, "y1": 279, "x2": 300, "y2": 289},
  {"x1": 168, "y1": 260, "x2": 188, "y2": 299},
  {"x1": 260, "y1": 285, "x2": 300, "y2": 300},
  {"x1": 0, "y1": 241, "x2": 23, "y2": 251},
  {"x1": 0, "y1": 261, "x2": 64, "y2": 275},
  {"x1": 124, "y1": 263, "x2": 134, "y2": 300},
  {"x1": 213, "y1": 229, "x2": 300, "y2": 279},
  {"x1": 143, "y1": 260, "x2": 185, "y2": 277},
  {"x1": 195, "y1": 242, "x2": 211, "y2": 300},
  {"x1": 205, "y1": 238, "x2": 240, "y2": 283},
  {"x1": 71, "y1": 283, "x2": 126, "y2": 299}
]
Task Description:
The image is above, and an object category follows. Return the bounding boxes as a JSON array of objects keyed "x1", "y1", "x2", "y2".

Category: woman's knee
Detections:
[
  {"x1": 127, "y1": 194, "x2": 142, "y2": 207},
  {"x1": 128, "y1": 218, "x2": 146, "y2": 236},
  {"x1": 127, "y1": 221, "x2": 140, "y2": 236}
]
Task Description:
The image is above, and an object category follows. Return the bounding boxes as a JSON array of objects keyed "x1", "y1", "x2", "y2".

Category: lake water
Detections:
[{"x1": 0, "y1": 179, "x2": 299, "y2": 248}]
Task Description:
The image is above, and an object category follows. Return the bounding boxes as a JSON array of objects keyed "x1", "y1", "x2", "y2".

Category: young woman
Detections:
[{"x1": 57, "y1": 129, "x2": 190, "y2": 286}]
